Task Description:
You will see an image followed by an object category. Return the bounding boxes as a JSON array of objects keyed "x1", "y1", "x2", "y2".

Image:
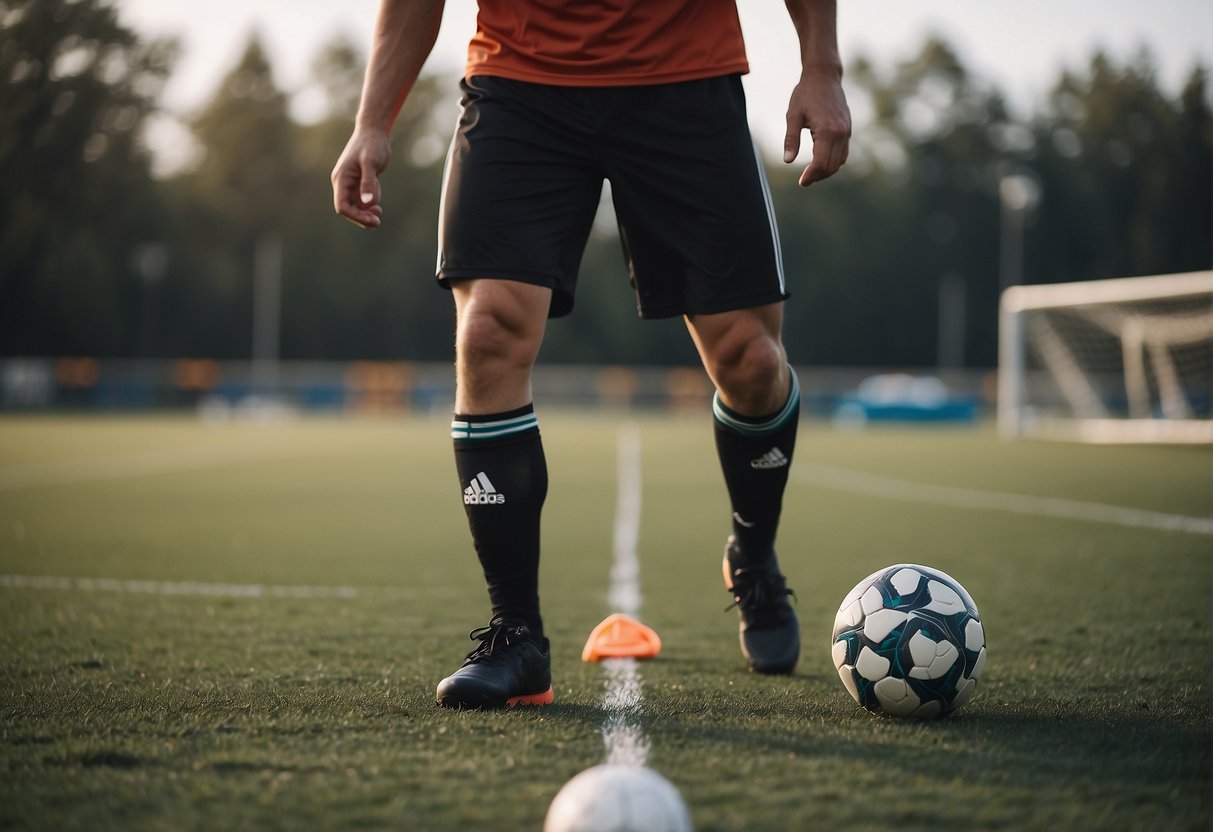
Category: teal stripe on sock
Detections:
[
  {"x1": 451, "y1": 413, "x2": 539, "y2": 440},
  {"x1": 712, "y1": 367, "x2": 800, "y2": 437}
]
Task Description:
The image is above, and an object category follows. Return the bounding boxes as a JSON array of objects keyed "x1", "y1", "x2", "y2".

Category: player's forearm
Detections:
[
  {"x1": 355, "y1": 0, "x2": 446, "y2": 133},
  {"x1": 783, "y1": 0, "x2": 843, "y2": 78}
]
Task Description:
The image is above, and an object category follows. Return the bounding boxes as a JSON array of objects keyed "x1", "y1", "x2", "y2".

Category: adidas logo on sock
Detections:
[
  {"x1": 463, "y1": 471, "x2": 506, "y2": 505},
  {"x1": 750, "y1": 447, "x2": 789, "y2": 470}
]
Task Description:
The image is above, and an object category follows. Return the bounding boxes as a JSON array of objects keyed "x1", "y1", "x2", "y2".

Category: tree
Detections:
[
  {"x1": 286, "y1": 39, "x2": 455, "y2": 361},
  {"x1": 1030, "y1": 52, "x2": 1212, "y2": 284},
  {"x1": 769, "y1": 37, "x2": 1019, "y2": 368},
  {"x1": 0, "y1": 0, "x2": 175, "y2": 356},
  {"x1": 771, "y1": 39, "x2": 1209, "y2": 370},
  {"x1": 8, "y1": 21, "x2": 1206, "y2": 372},
  {"x1": 157, "y1": 34, "x2": 303, "y2": 359},
  {"x1": 1172, "y1": 68, "x2": 1213, "y2": 270},
  {"x1": 187, "y1": 34, "x2": 296, "y2": 242}
]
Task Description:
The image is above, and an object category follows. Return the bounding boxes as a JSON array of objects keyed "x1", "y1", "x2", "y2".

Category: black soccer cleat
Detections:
[
  {"x1": 722, "y1": 537, "x2": 800, "y2": 675},
  {"x1": 436, "y1": 617, "x2": 553, "y2": 710}
]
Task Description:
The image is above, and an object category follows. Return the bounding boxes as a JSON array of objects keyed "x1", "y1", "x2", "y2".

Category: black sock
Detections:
[
  {"x1": 452, "y1": 404, "x2": 547, "y2": 642},
  {"x1": 712, "y1": 368, "x2": 800, "y2": 570}
]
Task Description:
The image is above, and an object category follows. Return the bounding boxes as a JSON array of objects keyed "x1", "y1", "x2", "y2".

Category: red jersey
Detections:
[{"x1": 466, "y1": 0, "x2": 749, "y2": 87}]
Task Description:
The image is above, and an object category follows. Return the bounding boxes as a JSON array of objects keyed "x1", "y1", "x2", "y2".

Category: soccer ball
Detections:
[
  {"x1": 831, "y1": 563, "x2": 986, "y2": 718},
  {"x1": 544, "y1": 764, "x2": 692, "y2": 832}
]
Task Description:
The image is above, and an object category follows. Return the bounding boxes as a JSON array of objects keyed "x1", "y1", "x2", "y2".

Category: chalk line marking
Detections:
[
  {"x1": 0, "y1": 443, "x2": 344, "y2": 491},
  {"x1": 796, "y1": 462, "x2": 1213, "y2": 536},
  {"x1": 0, "y1": 574, "x2": 360, "y2": 599},
  {"x1": 601, "y1": 422, "x2": 649, "y2": 767}
]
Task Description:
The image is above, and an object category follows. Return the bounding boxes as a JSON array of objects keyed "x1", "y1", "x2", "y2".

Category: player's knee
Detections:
[
  {"x1": 712, "y1": 334, "x2": 788, "y2": 414},
  {"x1": 457, "y1": 302, "x2": 541, "y2": 372}
]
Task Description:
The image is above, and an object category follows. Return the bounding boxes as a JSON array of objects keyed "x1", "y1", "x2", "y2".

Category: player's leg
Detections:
[
  {"x1": 685, "y1": 302, "x2": 799, "y2": 565},
  {"x1": 602, "y1": 75, "x2": 801, "y2": 673},
  {"x1": 452, "y1": 277, "x2": 550, "y2": 643},
  {"x1": 686, "y1": 303, "x2": 802, "y2": 675},
  {"x1": 438, "y1": 277, "x2": 555, "y2": 709},
  {"x1": 433, "y1": 77, "x2": 603, "y2": 708}
]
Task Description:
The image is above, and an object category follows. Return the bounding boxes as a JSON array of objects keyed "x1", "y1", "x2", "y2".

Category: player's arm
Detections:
[
  {"x1": 782, "y1": 0, "x2": 851, "y2": 187},
  {"x1": 331, "y1": 0, "x2": 446, "y2": 228}
]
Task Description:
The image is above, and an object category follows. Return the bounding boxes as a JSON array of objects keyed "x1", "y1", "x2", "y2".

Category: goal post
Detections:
[{"x1": 998, "y1": 271, "x2": 1213, "y2": 444}]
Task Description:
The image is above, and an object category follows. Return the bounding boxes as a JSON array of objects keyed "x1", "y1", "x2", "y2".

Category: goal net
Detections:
[{"x1": 999, "y1": 271, "x2": 1213, "y2": 444}]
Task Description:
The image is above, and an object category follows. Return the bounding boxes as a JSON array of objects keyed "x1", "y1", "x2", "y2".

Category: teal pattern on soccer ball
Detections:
[{"x1": 831, "y1": 564, "x2": 986, "y2": 718}]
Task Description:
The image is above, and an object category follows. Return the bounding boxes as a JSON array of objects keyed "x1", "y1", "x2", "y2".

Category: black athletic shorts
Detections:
[{"x1": 436, "y1": 74, "x2": 787, "y2": 319}]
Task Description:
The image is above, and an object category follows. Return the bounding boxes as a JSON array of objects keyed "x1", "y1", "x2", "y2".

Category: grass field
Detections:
[{"x1": 1, "y1": 412, "x2": 1210, "y2": 831}]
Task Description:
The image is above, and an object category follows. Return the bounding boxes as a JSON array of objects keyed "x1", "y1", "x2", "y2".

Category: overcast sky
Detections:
[{"x1": 116, "y1": 0, "x2": 1212, "y2": 171}]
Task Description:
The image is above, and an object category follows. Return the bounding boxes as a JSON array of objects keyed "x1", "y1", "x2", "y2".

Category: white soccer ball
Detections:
[
  {"x1": 544, "y1": 764, "x2": 693, "y2": 832},
  {"x1": 831, "y1": 563, "x2": 986, "y2": 718}
]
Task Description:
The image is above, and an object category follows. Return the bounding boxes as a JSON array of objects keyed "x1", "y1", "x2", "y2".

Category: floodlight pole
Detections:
[
  {"x1": 936, "y1": 270, "x2": 966, "y2": 369},
  {"x1": 998, "y1": 174, "x2": 1041, "y2": 291},
  {"x1": 252, "y1": 233, "x2": 282, "y2": 396},
  {"x1": 133, "y1": 242, "x2": 168, "y2": 361},
  {"x1": 997, "y1": 288, "x2": 1025, "y2": 440},
  {"x1": 997, "y1": 174, "x2": 1040, "y2": 440}
]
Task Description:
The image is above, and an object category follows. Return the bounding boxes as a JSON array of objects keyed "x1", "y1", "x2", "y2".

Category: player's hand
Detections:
[
  {"x1": 331, "y1": 127, "x2": 392, "y2": 228},
  {"x1": 784, "y1": 66, "x2": 851, "y2": 187}
]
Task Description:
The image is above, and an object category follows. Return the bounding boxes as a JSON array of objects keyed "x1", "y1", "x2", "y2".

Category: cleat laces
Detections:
[
  {"x1": 724, "y1": 567, "x2": 798, "y2": 627},
  {"x1": 461, "y1": 617, "x2": 533, "y2": 667}
]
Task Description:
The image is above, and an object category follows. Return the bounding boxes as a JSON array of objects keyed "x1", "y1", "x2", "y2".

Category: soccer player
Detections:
[{"x1": 332, "y1": 0, "x2": 851, "y2": 709}]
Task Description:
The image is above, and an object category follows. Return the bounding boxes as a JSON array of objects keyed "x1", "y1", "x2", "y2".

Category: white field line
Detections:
[
  {"x1": 602, "y1": 423, "x2": 649, "y2": 767},
  {"x1": 609, "y1": 424, "x2": 644, "y2": 616},
  {"x1": 796, "y1": 462, "x2": 1213, "y2": 536},
  {"x1": 0, "y1": 443, "x2": 340, "y2": 491},
  {"x1": 0, "y1": 574, "x2": 360, "y2": 598}
]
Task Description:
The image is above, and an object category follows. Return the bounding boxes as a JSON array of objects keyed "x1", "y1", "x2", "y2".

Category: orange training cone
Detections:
[{"x1": 581, "y1": 613, "x2": 663, "y2": 662}]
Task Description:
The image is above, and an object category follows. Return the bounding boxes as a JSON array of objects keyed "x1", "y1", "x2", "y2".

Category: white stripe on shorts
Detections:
[{"x1": 752, "y1": 140, "x2": 786, "y2": 296}]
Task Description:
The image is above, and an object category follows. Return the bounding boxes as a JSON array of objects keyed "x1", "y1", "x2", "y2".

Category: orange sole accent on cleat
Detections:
[{"x1": 506, "y1": 687, "x2": 554, "y2": 707}]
